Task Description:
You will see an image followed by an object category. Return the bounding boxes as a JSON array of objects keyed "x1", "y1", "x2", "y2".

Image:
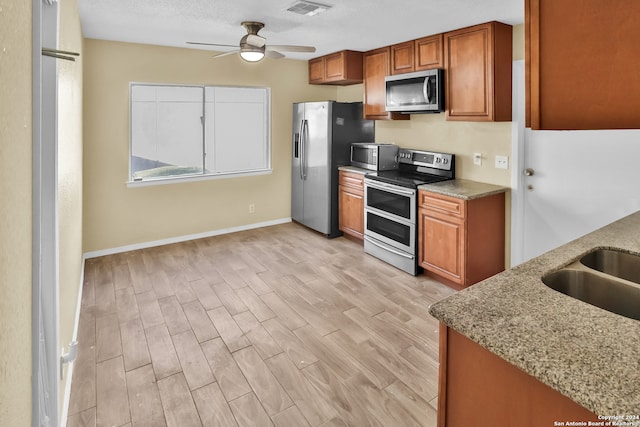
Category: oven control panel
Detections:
[{"x1": 398, "y1": 149, "x2": 453, "y2": 171}]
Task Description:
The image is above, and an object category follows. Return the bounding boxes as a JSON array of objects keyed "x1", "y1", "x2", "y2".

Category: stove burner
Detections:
[{"x1": 366, "y1": 171, "x2": 449, "y2": 188}]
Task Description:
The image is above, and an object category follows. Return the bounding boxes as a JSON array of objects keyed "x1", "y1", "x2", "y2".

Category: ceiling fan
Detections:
[{"x1": 187, "y1": 21, "x2": 316, "y2": 62}]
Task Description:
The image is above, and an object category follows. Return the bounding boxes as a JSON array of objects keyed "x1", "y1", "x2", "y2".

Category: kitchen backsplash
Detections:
[{"x1": 337, "y1": 83, "x2": 511, "y2": 187}]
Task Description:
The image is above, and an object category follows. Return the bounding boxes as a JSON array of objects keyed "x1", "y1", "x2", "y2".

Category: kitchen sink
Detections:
[
  {"x1": 580, "y1": 248, "x2": 640, "y2": 284},
  {"x1": 542, "y1": 266, "x2": 640, "y2": 321}
]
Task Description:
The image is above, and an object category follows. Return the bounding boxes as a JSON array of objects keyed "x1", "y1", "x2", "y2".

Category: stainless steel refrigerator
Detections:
[{"x1": 291, "y1": 101, "x2": 374, "y2": 237}]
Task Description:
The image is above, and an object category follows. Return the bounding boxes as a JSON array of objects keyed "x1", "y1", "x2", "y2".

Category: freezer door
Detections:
[
  {"x1": 301, "y1": 102, "x2": 332, "y2": 234},
  {"x1": 291, "y1": 102, "x2": 305, "y2": 224}
]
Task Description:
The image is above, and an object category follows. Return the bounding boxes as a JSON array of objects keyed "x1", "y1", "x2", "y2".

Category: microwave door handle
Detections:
[{"x1": 423, "y1": 76, "x2": 432, "y2": 103}]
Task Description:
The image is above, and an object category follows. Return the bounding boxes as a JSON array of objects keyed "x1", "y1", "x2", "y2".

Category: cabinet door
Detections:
[
  {"x1": 440, "y1": 327, "x2": 600, "y2": 426},
  {"x1": 445, "y1": 24, "x2": 493, "y2": 120},
  {"x1": 339, "y1": 185, "x2": 364, "y2": 239},
  {"x1": 526, "y1": 0, "x2": 640, "y2": 129},
  {"x1": 324, "y1": 52, "x2": 345, "y2": 81},
  {"x1": 363, "y1": 47, "x2": 409, "y2": 121},
  {"x1": 390, "y1": 41, "x2": 414, "y2": 75},
  {"x1": 445, "y1": 22, "x2": 512, "y2": 121},
  {"x1": 308, "y1": 57, "x2": 325, "y2": 84},
  {"x1": 415, "y1": 34, "x2": 444, "y2": 71},
  {"x1": 419, "y1": 209, "x2": 465, "y2": 284}
]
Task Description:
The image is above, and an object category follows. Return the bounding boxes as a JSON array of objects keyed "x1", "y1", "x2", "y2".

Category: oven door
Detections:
[
  {"x1": 364, "y1": 179, "x2": 416, "y2": 224},
  {"x1": 364, "y1": 209, "x2": 415, "y2": 253}
]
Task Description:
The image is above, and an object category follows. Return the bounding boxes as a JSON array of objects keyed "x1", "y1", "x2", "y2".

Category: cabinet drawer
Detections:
[
  {"x1": 339, "y1": 171, "x2": 365, "y2": 191},
  {"x1": 419, "y1": 192, "x2": 465, "y2": 218}
]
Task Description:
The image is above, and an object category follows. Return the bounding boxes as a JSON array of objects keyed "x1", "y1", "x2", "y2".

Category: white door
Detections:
[
  {"x1": 521, "y1": 130, "x2": 640, "y2": 261},
  {"x1": 511, "y1": 64, "x2": 640, "y2": 264}
]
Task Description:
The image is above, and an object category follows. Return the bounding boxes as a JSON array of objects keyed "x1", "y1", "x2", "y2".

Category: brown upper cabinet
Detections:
[
  {"x1": 526, "y1": 0, "x2": 640, "y2": 129},
  {"x1": 390, "y1": 41, "x2": 414, "y2": 75},
  {"x1": 308, "y1": 50, "x2": 363, "y2": 85},
  {"x1": 391, "y1": 34, "x2": 444, "y2": 75},
  {"x1": 415, "y1": 34, "x2": 444, "y2": 71},
  {"x1": 363, "y1": 47, "x2": 409, "y2": 120},
  {"x1": 444, "y1": 21, "x2": 512, "y2": 121}
]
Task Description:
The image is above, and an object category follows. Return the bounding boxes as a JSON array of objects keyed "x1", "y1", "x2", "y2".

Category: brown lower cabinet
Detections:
[
  {"x1": 438, "y1": 325, "x2": 599, "y2": 427},
  {"x1": 418, "y1": 190, "x2": 505, "y2": 288},
  {"x1": 338, "y1": 170, "x2": 365, "y2": 240}
]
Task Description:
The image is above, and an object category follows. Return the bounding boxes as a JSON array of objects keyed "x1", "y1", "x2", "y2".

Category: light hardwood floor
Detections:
[{"x1": 66, "y1": 222, "x2": 455, "y2": 427}]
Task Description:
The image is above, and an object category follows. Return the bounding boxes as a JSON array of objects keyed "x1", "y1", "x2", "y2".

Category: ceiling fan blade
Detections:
[
  {"x1": 212, "y1": 50, "x2": 240, "y2": 59},
  {"x1": 186, "y1": 41, "x2": 238, "y2": 48},
  {"x1": 267, "y1": 45, "x2": 316, "y2": 53},
  {"x1": 246, "y1": 34, "x2": 266, "y2": 48},
  {"x1": 265, "y1": 50, "x2": 285, "y2": 59}
]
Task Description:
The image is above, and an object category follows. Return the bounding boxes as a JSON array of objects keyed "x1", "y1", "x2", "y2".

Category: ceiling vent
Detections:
[{"x1": 286, "y1": 1, "x2": 332, "y2": 16}]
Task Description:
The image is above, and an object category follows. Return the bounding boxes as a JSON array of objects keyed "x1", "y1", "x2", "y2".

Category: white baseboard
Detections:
[{"x1": 84, "y1": 217, "x2": 292, "y2": 259}]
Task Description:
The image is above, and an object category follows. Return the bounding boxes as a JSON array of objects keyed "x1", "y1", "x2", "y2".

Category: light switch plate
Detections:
[
  {"x1": 495, "y1": 155, "x2": 509, "y2": 169},
  {"x1": 473, "y1": 152, "x2": 482, "y2": 166}
]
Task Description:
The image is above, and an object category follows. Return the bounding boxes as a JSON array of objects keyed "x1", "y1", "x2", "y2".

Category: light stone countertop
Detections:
[
  {"x1": 418, "y1": 179, "x2": 509, "y2": 200},
  {"x1": 428, "y1": 211, "x2": 640, "y2": 415},
  {"x1": 337, "y1": 165, "x2": 371, "y2": 175}
]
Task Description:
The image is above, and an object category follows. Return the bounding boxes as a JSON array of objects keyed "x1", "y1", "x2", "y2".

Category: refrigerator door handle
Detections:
[
  {"x1": 298, "y1": 120, "x2": 305, "y2": 180},
  {"x1": 301, "y1": 119, "x2": 309, "y2": 180}
]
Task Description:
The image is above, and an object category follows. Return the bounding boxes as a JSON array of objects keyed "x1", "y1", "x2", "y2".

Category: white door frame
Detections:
[
  {"x1": 510, "y1": 60, "x2": 526, "y2": 266},
  {"x1": 32, "y1": 0, "x2": 60, "y2": 425}
]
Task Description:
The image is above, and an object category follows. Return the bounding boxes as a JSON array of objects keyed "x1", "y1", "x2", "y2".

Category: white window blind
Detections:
[{"x1": 130, "y1": 83, "x2": 270, "y2": 183}]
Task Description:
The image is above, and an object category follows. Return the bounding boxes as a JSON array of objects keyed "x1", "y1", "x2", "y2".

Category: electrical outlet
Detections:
[
  {"x1": 495, "y1": 155, "x2": 509, "y2": 169},
  {"x1": 473, "y1": 152, "x2": 482, "y2": 166},
  {"x1": 249, "y1": 203, "x2": 255, "y2": 213}
]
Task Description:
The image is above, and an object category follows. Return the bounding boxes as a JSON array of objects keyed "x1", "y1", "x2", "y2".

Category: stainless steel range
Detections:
[{"x1": 364, "y1": 148, "x2": 455, "y2": 275}]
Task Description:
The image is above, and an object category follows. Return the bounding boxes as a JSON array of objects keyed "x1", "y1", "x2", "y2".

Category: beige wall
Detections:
[
  {"x1": 0, "y1": 1, "x2": 33, "y2": 426},
  {"x1": 83, "y1": 40, "x2": 337, "y2": 252},
  {"x1": 58, "y1": 0, "x2": 84, "y2": 409},
  {"x1": 340, "y1": 86, "x2": 512, "y2": 185}
]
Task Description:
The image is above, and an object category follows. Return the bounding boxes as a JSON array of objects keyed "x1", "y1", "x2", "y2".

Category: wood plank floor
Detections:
[{"x1": 67, "y1": 222, "x2": 455, "y2": 427}]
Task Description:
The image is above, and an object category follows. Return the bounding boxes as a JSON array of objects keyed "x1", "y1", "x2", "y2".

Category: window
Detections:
[{"x1": 129, "y1": 83, "x2": 270, "y2": 184}]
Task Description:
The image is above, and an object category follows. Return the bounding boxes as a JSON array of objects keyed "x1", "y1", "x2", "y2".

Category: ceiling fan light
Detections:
[
  {"x1": 240, "y1": 50, "x2": 265, "y2": 62},
  {"x1": 239, "y1": 42, "x2": 266, "y2": 62}
]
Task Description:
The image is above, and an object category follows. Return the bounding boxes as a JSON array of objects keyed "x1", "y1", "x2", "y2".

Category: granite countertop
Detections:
[
  {"x1": 338, "y1": 165, "x2": 370, "y2": 175},
  {"x1": 418, "y1": 178, "x2": 508, "y2": 200},
  {"x1": 429, "y1": 211, "x2": 640, "y2": 415}
]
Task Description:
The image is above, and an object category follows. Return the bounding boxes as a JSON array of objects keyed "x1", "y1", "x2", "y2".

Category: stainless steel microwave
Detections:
[
  {"x1": 350, "y1": 143, "x2": 399, "y2": 171},
  {"x1": 385, "y1": 69, "x2": 445, "y2": 113}
]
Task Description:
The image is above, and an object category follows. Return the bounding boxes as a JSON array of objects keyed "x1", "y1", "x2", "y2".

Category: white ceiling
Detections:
[{"x1": 77, "y1": 0, "x2": 524, "y2": 60}]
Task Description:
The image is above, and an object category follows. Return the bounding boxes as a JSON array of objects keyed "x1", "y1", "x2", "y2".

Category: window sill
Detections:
[{"x1": 126, "y1": 169, "x2": 272, "y2": 188}]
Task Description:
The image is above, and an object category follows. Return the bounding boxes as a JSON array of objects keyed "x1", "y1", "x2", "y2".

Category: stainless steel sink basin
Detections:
[
  {"x1": 580, "y1": 248, "x2": 640, "y2": 284},
  {"x1": 542, "y1": 269, "x2": 640, "y2": 320}
]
